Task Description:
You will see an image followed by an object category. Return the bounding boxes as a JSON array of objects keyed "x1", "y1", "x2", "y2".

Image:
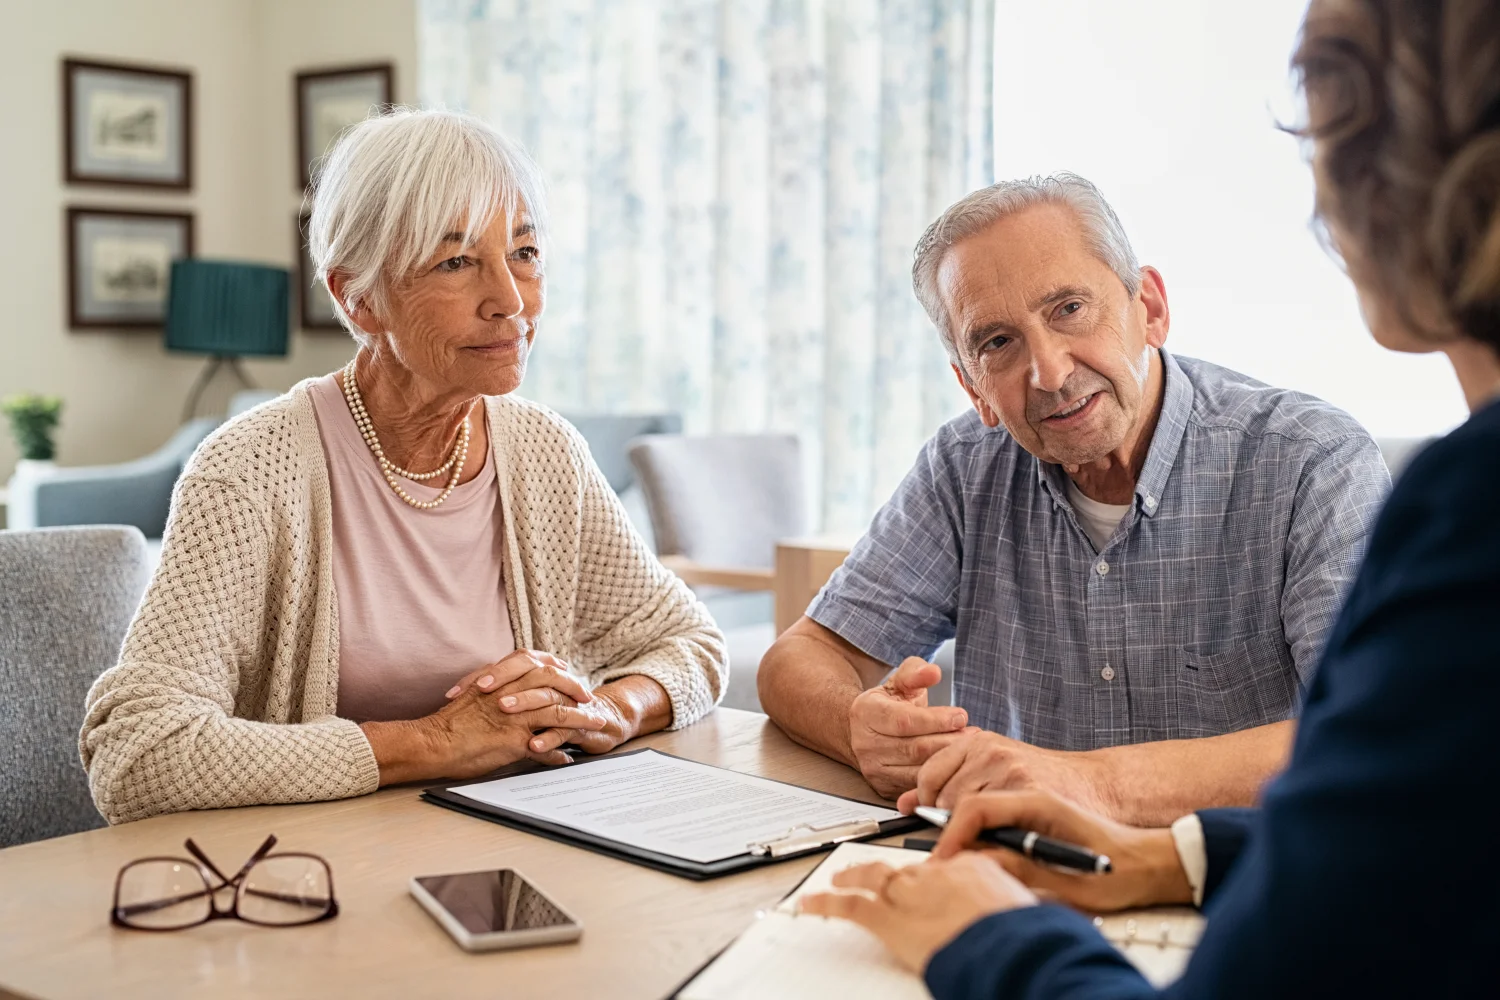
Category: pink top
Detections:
[{"x1": 307, "y1": 374, "x2": 516, "y2": 723}]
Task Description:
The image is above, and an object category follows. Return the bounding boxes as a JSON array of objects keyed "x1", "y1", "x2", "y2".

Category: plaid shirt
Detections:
[{"x1": 808, "y1": 351, "x2": 1390, "y2": 751}]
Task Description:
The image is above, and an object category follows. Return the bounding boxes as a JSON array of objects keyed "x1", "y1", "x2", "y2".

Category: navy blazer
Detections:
[{"x1": 924, "y1": 398, "x2": 1500, "y2": 1000}]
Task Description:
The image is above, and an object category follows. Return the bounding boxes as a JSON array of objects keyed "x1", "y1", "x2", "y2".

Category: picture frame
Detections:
[
  {"x1": 296, "y1": 63, "x2": 393, "y2": 190},
  {"x1": 66, "y1": 207, "x2": 194, "y2": 329},
  {"x1": 62, "y1": 57, "x2": 193, "y2": 190},
  {"x1": 297, "y1": 213, "x2": 343, "y2": 331}
]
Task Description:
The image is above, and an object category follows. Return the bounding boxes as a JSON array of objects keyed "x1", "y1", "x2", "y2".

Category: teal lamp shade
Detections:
[{"x1": 165, "y1": 260, "x2": 290, "y2": 356}]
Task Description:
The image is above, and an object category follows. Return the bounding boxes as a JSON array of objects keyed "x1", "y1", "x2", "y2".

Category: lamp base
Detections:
[{"x1": 183, "y1": 355, "x2": 256, "y2": 422}]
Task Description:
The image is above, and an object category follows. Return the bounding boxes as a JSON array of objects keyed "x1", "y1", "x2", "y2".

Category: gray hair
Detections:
[
  {"x1": 912, "y1": 172, "x2": 1140, "y2": 365},
  {"x1": 308, "y1": 107, "x2": 549, "y2": 340}
]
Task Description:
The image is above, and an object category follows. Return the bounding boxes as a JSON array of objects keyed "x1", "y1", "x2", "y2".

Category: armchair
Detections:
[
  {"x1": 3, "y1": 390, "x2": 277, "y2": 540},
  {"x1": 628, "y1": 434, "x2": 805, "y2": 712},
  {"x1": 5, "y1": 417, "x2": 219, "y2": 538}
]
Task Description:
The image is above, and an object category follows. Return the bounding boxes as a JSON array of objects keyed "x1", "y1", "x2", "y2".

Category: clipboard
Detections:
[{"x1": 421, "y1": 748, "x2": 925, "y2": 880}]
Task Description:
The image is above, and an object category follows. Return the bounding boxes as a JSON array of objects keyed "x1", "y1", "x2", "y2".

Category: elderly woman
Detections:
[
  {"x1": 799, "y1": 1, "x2": 1500, "y2": 997},
  {"x1": 80, "y1": 109, "x2": 726, "y2": 824}
]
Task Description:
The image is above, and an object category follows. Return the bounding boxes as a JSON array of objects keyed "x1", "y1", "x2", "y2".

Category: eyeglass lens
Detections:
[
  {"x1": 116, "y1": 860, "x2": 213, "y2": 929},
  {"x1": 239, "y1": 856, "x2": 334, "y2": 926}
]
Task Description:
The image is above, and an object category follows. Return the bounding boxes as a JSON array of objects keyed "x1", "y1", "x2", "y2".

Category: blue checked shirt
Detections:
[{"x1": 808, "y1": 351, "x2": 1390, "y2": 751}]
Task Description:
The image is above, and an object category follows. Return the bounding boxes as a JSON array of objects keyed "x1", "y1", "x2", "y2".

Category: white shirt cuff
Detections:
[{"x1": 1170, "y1": 812, "x2": 1208, "y2": 908}]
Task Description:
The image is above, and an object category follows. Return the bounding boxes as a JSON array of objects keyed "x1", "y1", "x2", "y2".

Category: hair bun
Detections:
[{"x1": 1430, "y1": 130, "x2": 1500, "y2": 339}]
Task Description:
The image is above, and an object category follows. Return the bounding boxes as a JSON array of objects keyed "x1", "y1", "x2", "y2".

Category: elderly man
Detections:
[{"x1": 758, "y1": 173, "x2": 1388, "y2": 826}]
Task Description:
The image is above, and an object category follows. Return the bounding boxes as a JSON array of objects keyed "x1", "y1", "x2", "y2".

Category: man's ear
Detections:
[
  {"x1": 951, "y1": 363, "x2": 1002, "y2": 428},
  {"x1": 1138, "y1": 266, "x2": 1170, "y2": 349}
]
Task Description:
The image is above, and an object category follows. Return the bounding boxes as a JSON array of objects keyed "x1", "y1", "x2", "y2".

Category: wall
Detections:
[{"x1": 0, "y1": 0, "x2": 416, "y2": 484}]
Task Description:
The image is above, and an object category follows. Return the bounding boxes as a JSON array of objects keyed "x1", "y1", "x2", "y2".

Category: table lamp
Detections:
[{"x1": 165, "y1": 260, "x2": 290, "y2": 420}]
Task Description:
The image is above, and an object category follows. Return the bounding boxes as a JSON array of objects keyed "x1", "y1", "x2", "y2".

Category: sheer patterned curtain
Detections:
[{"x1": 418, "y1": 0, "x2": 993, "y2": 531}]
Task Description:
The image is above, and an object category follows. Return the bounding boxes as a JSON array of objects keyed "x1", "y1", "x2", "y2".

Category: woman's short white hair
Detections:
[
  {"x1": 911, "y1": 172, "x2": 1140, "y2": 366},
  {"x1": 307, "y1": 107, "x2": 549, "y2": 340}
]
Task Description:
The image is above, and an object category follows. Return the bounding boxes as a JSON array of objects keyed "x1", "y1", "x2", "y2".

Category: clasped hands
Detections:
[{"x1": 426, "y1": 649, "x2": 631, "y2": 779}]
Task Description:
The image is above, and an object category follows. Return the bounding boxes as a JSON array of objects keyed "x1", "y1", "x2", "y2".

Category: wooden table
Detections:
[{"x1": 0, "y1": 709, "x2": 899, "y2": 1000}]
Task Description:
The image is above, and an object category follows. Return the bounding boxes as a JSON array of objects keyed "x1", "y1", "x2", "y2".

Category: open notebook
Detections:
[{"x1": 674, "y1": 842, "x2": 1204, "y2": 999}]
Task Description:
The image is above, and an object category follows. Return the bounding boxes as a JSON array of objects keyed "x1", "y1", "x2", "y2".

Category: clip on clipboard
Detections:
[{"x1": 422, "y1": 748, "x2": 925, "y2": 880}]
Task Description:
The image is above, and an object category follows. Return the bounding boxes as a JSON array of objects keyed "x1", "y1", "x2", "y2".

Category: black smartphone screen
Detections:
[{"x1": 416, "y1": 870, "x2": 576, "y2": 935}]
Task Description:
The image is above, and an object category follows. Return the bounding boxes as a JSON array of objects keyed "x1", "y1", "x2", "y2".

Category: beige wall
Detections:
[{"x1": 0, "y1": 0, "x2": 416, "y2": 482}]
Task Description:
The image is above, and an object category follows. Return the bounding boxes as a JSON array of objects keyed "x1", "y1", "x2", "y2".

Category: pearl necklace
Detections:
[{"x1": 340, "y1": 360, "x2": 470, "y2": 510}]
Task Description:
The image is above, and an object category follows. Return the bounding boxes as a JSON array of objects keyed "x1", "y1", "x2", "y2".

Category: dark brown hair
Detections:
[{"x1": 1293, "y1": 0, "x2": 1500, "y2": 352}]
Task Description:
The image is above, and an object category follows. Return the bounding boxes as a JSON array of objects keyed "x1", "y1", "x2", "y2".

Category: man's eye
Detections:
[
  {"x1": 984, "y1": 335, "x2": 1010, "y2": 351},
  {"x1": 1058, "y1": 301, "x2": 1083, "y2": 317}
]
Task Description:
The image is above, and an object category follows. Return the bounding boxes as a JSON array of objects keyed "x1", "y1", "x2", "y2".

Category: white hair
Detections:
[
  {"x1": 911, "y1": 172, "x2": 1140, "y2": 366},
  {"x1": 307, "y1": 107, "x2": 549, "y2": 340}
]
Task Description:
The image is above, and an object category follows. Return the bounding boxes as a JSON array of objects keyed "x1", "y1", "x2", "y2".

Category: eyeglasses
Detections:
[{"x1": 111, "y1": 834, "x2": 338, "y2": 930}]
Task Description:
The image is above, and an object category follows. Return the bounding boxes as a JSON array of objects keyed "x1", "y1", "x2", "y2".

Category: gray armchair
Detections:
[
  {"x1": 628, "y1": 434, "x2": 805, "y2": 712},
  {"x1": 0, "y1": 526, "x2": 150, "y2": 845}
]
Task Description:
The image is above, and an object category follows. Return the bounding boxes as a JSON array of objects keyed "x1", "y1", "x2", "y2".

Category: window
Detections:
[{"x1": 994, "y1": 0, "x2": 1465, "y2": 438}]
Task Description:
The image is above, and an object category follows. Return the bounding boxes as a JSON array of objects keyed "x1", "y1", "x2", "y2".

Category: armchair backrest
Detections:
[
  {"x1": 0, "y1": 526, "x2": 150, "y2": 845},
  {"x1": 628, "y1": 434, "x2": 805, "y2": 569}
]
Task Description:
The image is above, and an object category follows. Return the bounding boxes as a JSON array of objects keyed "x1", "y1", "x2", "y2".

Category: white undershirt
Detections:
[{"x1": 1065, "y1": 480, "x2": 1132, "y2": 552}]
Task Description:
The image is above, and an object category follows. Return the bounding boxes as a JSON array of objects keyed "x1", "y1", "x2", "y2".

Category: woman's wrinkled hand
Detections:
[
  {"x1": 933, "y1": 790, "x2": 1192, "y2": 912},
  {"x1": 799, "y1": 854, "x2": 1036, "y2": 974},
  {"x1": 443, "y1": 649, "x2": 591, "y2": 708},
  {"x1": 422, "y1": 681, "x2": 607, "y2": 777},
  {"x1": 442, "y1": 649, "x2": 632, "y2": 757}
]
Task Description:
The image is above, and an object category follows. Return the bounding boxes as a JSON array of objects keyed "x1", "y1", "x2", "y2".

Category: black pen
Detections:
[{"x1": 915, "y1": 806, "x2": 1112, "y2": 874}]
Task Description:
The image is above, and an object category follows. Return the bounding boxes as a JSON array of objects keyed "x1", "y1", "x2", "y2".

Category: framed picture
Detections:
[
  {"x1": 66, "y1": 207, "x2": 194, "y2": 329},
  {"x1": 63, "y1": 57, "x2": 192, "y2": 190},
  {"x1": 296, "y1": 63, "x2": 393, "y2": 190},
  {"x1": 297, "y1": 213, "x2": 343, "y2": 330}
]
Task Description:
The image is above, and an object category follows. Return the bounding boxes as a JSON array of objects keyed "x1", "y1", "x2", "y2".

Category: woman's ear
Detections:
[{"x1": 325, "y1": 271, "x2": 378, "y2": 335}]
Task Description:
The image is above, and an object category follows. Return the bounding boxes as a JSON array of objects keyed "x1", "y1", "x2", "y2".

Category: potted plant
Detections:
[{"x1": 2, "y1": 394, "x2": 63, "y2": 462}]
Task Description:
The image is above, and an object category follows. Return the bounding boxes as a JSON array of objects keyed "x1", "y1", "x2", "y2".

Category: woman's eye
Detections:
[
  {"x1": 514, "y1": 245, "x2": 541, "y2": 263},
  {"x1": 435, "y1": 255, "x2": 469, "y2": 273}
]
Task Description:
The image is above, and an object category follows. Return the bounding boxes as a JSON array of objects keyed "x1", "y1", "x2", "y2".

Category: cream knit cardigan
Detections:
[{"x1": 80, "y1": 383, "x2": 727, "y2": 824}]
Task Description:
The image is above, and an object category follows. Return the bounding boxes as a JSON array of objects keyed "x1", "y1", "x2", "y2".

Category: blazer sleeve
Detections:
[
  {"x1": 1197, "y1": 808, "x2": 1257, "y2": 905},
  {"x1": 563, "y1": 430, "x2": 728, "y2": 728},
  {"x1": 79, "y1": 475, "x2": 379, "y2": 825}
]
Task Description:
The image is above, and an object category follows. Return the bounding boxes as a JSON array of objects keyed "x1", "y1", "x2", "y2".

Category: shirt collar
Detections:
[{"x1": 1034, "y1": 348, "x2": 1192, "y2": 519}]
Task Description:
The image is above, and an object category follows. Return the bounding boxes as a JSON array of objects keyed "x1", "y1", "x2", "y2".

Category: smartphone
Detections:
[{"x1": 409, "y1": 869, "x2": 583, "y2": 952}]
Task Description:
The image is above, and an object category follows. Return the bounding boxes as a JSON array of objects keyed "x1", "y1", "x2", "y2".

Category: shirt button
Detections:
[
  {"x1": 1101, "y1": 665, "x2": 1116, "y2": 681},
  {"x1": 1144, "y1": 495, "x2": 1157, "y2": 511},
  {"x1": 1096, "y1": 561, "x2": 1110, "y2": 576}
]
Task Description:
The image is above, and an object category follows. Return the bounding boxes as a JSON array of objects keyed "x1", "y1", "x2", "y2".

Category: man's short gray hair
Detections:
[
  {"x1": 308, "y1": 107, "x2": 549, "y2": 339},
  {"x1": 911, "y1": 172, "x2": 1140, "y2": 365}
]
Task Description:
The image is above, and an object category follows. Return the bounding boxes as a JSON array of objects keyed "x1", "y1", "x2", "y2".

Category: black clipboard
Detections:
[{"x1": 421, "y1": 748, "x2": 925, "y2": 880}]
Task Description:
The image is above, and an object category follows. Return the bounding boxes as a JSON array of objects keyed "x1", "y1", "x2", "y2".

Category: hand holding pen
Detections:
[{"x1": 925, "y1": 791, "x2": 1196, "y2": 913}]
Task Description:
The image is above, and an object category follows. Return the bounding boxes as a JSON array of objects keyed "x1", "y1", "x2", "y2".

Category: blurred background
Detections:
[{"x1": 0, "y1": 0, "x2": 1456, "y2": 543}]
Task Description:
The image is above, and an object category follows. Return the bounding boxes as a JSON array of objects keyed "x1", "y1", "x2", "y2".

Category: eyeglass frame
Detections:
[{"x1": 110, "y1": 833, "x2": 340, "y2": 931}]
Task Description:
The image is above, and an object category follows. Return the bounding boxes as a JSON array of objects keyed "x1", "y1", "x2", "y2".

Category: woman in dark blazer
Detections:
[{"x1": 800, "y1": 2, "x2": 1500, "y2": 997}]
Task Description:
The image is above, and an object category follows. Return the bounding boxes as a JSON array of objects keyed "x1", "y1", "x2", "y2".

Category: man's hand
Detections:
[
  {"x1": 848, "y1": 658, "x2": 972, "y2": 799},
  {"x1": 897, "y1": 729, "x2": 1117, "y2": 818},
  {"x1": 933, "y1": 790, "x2": 1192, "y2": 913},
  {"x1": 799, "y1": 854, "x2": 1036, "y2": 974}
]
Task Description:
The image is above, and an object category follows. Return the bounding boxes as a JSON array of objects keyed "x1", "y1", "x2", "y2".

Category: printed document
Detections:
[{"x1": 449, "y1": 750, "x2": 902, "y2": 864}]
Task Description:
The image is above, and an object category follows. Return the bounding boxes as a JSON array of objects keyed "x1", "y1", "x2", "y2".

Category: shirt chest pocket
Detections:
[{"x1": 1172, "y1": 641, "x2": 1299, "y2": 739}]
